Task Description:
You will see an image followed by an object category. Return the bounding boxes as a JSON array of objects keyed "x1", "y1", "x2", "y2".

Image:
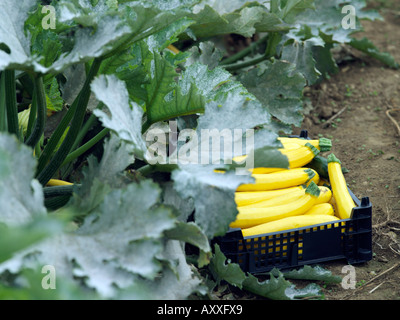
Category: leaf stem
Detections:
[
  {"x1": 61, "y1": 127, "x2": 109, "y2": 167},
  {"x1": 264, "y1": 32, "x2": 282, "y2": 59},
  {"x1": 36, "y1": 94, "x2": 79, "y2": 174},
  {"x1": 26, "y1": 89, "x2": 37, "y2": 140},
  {"x1": 136, "y1": 164, "x2": 156, "y2": 176},
  {"x1": 0, "y1": 72, "x2": 7, "y2": 132},
  {"x1": 71, "y1": 102, "x2": 103, "y2": 152},
  {"x1": 25, "y1": 75, "x2": 46, "y2": 148},
  {"x1": 141, "y1": 119, "x2": 151, "y2": 134},
  {"x1": 220, "y1": 35, "x2": 269, "y2": 66},
  {"x1": 223, "y1": 55, "x2": 269, "y2": 72},
  {"x1": 4, "y1": 70, "x2": 20, "y2": 139},
  {"x1": 37, "y1": 58, "x2": 103, "y2": 186}
]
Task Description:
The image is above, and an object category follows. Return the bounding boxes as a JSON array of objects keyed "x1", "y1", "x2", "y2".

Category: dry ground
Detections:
[{"x1": 293, "y1": 0, "x2": 400, "y2": 300}]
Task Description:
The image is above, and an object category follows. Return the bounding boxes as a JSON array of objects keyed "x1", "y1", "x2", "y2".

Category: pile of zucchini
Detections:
[{"x1": 232, "y1": 137, "x2": 356, "y2": 237}]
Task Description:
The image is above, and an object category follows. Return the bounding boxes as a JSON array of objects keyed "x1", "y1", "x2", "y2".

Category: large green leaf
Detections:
[
  {"x1": 295, "y1": 0, "x2": 381, "y2": 43},
  {"x1": 0, "y1": 180, "x2": 177, "y2": 298},
  {"x1": 281, "y1": 38, "x2": 323, "y2": 85},
  {"x1": 349, "y1": 37, "x2": 399, "y2": 69},
  {"x1": 0, "y1": 218, "x2": 64, "y2": 264},
  {"x1": 171, "y1": 165, "x2": 252, "y2": 238},
  {"x1": 210, "y1": 244, "x2": 323, "y2": 300},
  {"x1": 238, "y1": 59, "x2": 306, "y2": 126},
  {"x1": 272, "y1": 265, "x2": 343, "y2": 284},
  {"x1": 187, "y1": 2, "x2": 289, "y2": 39},
  {"x1": 70, "y1": 134, "x2": 134, "y2": 214},
  {"x1": 0, "y1": 0, "x2": 132, "y2": 73},
  {"x1": 184, "y1": 41, "x2": 224, "y2": 70},
  {"x1": 0, "y1": 133, "x2": 46, "y2": 226},
  {"x1": 0, "y1": 0, "x2": 37, "y2": 71},
  {"x1": 273, "y1": 0, "x2": 315, "y2": 23},
  {"x1": 0, "y1": 0, "x2": 197, "y2": 74},
  {"x1": 117, "y1": 240, "x2": 205, "y2": 300},
  {"x1": 143, "y1": 48, "x2": 204, "y2": 125},
  {"x1": 164, "y1": 221, "x2": 212, "y2": 267},
  {"x1": 91, "y1": 74, "x2": 147, "y2": 159}
]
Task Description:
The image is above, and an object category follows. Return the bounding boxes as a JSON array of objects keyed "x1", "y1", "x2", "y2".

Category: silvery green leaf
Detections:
[
  {"x1": 91, "y1": 74, "x2": 147, "y2": 159},
  {"x1": 189, "y1": 2, "x2": 289, "y2": 39},
  {"x1": 238, "y1": 59, "x2": 306, "y2": 126},
  {"x1": 118, "y1": 240, "x2": 205, "y2": 300},
  {"x1": 0, "y1": 0, "x2": 38, "y2": 72},
  {"x1": 295, "y1": 0, "x2": 381, "y2": 44},
  {"x1": 171, "y1": 164, "x2": 253, "y2": 238},
  {"x1": 211, "y1": 245, "x2": 323, "y2": 300},
  {"x1": 184, "y1": 41, "x2": 224, "y2": 70},
  {"x1": 0, "y1": 0, "x2": 131, "y2": 73},
  {"x1": 275, "y1": 265, "x2": 343, "y2": 284},
  {"x1": 50, "y1": 4, "x2": 131, "y2": 73},
  {"x1": 70, "y1": 134, "x2": 134, "y2": 213},
  {"x1": 0, "y1": 180, "x2": 176, "y2": 298},
  {"x1": 281, "y1": 38, "x2": 323, "y2": 85},
  {"x1": 0, "y1": 134, "x2": 46, "y2": 226}
]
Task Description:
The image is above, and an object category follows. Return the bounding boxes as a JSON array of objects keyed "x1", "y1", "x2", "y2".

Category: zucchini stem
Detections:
[
  {"x1": 61, "y1": 127, "x2": 109, "y2": 167},
  {"x1": 4, "y1": 70, "x2": 20, "y2": 139},
  {"x1": 25, "y1": 75, "x2": 46, "y2": 148},
  {"x1": 223, "y1": 55, "x2": 269, "y2": 72},
  {"x1": 220, "y1": 35, "x2": 269, "y2": 66},
  {"x1": 71, "y1": 102, "x2": 104, "y2": 152},
  {"x1": 37, "y1": 58, "x2": 103, "y2": 186},
  {"x1": 25, "y1": 89, "x2": 37, "y2": 140},
  {"x1": 0, "y1": 72, "x2": 7, "y2": 132}
]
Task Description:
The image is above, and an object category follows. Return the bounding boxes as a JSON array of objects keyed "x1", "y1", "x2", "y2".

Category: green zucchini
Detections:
[{"x1": 308, "y1": 155, "x2": 329, "y2": 180}]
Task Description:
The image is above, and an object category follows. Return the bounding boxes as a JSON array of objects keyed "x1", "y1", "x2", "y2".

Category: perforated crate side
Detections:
[{"x1": 215, "y1": 195, "x2": 372, "y2": 274}]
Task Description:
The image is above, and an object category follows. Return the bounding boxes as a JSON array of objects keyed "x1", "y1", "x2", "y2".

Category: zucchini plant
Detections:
[{"x1": 0, "y1": 0, "x2": 395, "y2": 299}]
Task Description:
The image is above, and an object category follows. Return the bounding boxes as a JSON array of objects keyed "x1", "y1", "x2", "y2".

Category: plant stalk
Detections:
[
  {"x1": 61, "y1": 127, "x2": 109, "y2": 167},
  {"x1": 223, "y1": 55, "x2": 269, "y2": 72},
  {"x1": 26, "y1": 89, "x2": 37, "y2": 140},
  {"x1": 0, "y1": 72, "x2": 7, "y2": 132},
  {"x1": 25, "y1": 75, "x2": 46, "y2": 148},
  {"x1": 4, "y1": 70, "x2": 20, "y2": 138},
  {"x1": 220, "y1": 35, "x2": 269, "y2": 66},
  {"x1": 70, "y1": 102, "x2": 103, "y2": 152},
  {"x1": 37, "y1": 58, "x2": 103, "y2": 186}
]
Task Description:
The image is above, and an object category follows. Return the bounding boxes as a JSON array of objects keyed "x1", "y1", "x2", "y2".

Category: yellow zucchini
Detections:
[
  {"x1": 236, "y1": 168, "x2": 317, "y2": 192},
  {"x1": 306, "y1": 170, "x2": 320, "y2": 186},
  {"x1": 242, "y1": 214, "x2": 340, "y2": 237},
  {"x1": 239, "y1": 187, "x2": 306, "y2": 209},
  {"x1": 278, "y1": 142, "x2": 303, "y2": 151},
  {"x1": 304, "y1": 203, "x2": 334, "y2": 216},
  {"x1": 278, "y1": 137, "x2": 332, "y2": 152},
  {"x1": 316, "y1": 186, "x2": 332, "y2": 204},
  {"x1": 235, "y1": 186, "x2": 303, "y2": 207},
  {"x1": 280, "y1": 142, "x2": 320, "y2": 169},
  {"x1": 230, "y1": 182, "x2": 321, "y2": 229},
  {"x1": 250, "y1": 167, "x2": 285, "y2": 174},
  {"x1": 327, "y1": 154, "x2": 355, "y2": 219},
  {"x1": 46, "y1": 179, "x2": 73, "y2": 187}
]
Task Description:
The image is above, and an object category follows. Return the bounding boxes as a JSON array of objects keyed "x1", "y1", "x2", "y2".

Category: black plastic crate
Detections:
[{"x1": 214, "y1": 130, "x2": 373, "y2": 274}]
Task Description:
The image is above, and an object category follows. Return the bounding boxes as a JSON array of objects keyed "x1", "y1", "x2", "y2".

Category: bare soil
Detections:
[{"x1": 292, "y1": 1, "x2": 400, "y2": 300}]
